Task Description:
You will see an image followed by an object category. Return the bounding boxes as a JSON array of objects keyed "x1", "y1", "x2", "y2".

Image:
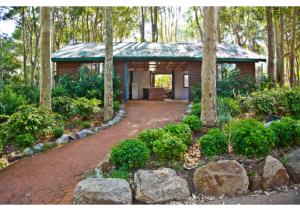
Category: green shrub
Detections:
[
  {"x1": 191, "y1": 83, "x2": 201, "y2": 103},
  {"x1": 269, "y1": 117, "x2": 300, "y2": 147},
  {"x1": 0, "y1": 114, "x2": 9, "y2": 124},
  {"x1": 217, "y1": 97, "x2": 241, "y2": 117},
  {"x1": 249, "y1": 92, "x2": 276, "y2": 115},
  {"x1": 138, "y1": 128, "x2": 166, "y2": 150},
  {"x1": 73, "y1": 97, "x2": 100, "y2": 118},
  {"x1": 0, "y1": 87, "x2": 27, "y2": 115},
  {"x1": 10, "y1": 81, "x2": 39, "y2": 104},
  {"x1": 52, "y1": 127, "x2": 64, "y2": 138},
  {"x1": 190, "y1": 103, "x2": 201, "y2": 116},
  {"x1": 113, "y1": 101, "x2": 121, "y2": 112},
  {"x1": 152, "y1": 133, "x2": 187, "y2": 161},
  {"x1": 109, "y1": 139, "x2": 150, "y2": 170},
  {"x1": 52, "y1": 96, "x2": 74, "y2": 117},
  {"x1": 15, "y1": 134, "x2": 36, "y2": 148},
  {"x1": 182, "y1": 115, "x2": 202, "y2": 132},
  {"x1": 284, "y1": 87, "x2": 300, "y2": 116},
  {"x1": 199, "y1": 128, "x2": 228, "y2": 156},
  {"x1": 109, "y1": 169, "x2": 130, "y2": 181},
  {"x1": 229, "y1": 118, "x2": 276, "y2": 157},
  {"x1": 164, "y1": 123, "x2": 192, "y2": 146},
  {"x1": 72, "y1": 119, "x2": 91, "y2": 129},
  {"x1": 52, "y1": 86, "x2": 69, "y2": 97},
  {"x1": 0, "y1": 105, "x2": 64, "y2": 145}
]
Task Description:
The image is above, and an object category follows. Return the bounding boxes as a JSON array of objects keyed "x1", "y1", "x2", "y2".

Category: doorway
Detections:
[{"x1": 152, "y1": 73, "x2": 174, "y2": 99}]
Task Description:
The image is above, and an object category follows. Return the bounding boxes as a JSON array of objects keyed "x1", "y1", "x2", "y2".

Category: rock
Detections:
[
  {"x1": 76, "y1": 129, "x2": 94, "y2": 139},
  {"x1": 73, "y1": 178, "x2": 132, "y2": 204},
  {"x1": 33, "y1": 143, "x2": 44, "y2": 151},
  {"x1": 8, "y1": 154, "x2": 22, "y2": 162},
  {"x1": 134, "y1": 168, "x2": 190, "y2": 203},
  {"x1": 261, "y1": 156, "x2": 289, "y2": 190},
  {"x1": 55, "y1": 138, "x2": 68, "y2": 145},
  {"x1": 264, "y1": 122, "x2": 272, "y2": 128},
  {"x1": 193, "y1": 160, "x2": 249, "y2": 196},
  {"x1": 285, "y1": 149, "x2": 300, "y2": 183},
  {"x1": 23, "y1": 148, "x2": 34, "y2": 156},
  {"x1": 44, "y1": 142, "x2": 56, "y2": 148},
  {"x1": 59, "y1": 134, "x2": 71, "y2": 142},
  {"x1": 248, "y1": 172, "x2": 262, "y2": 192}
]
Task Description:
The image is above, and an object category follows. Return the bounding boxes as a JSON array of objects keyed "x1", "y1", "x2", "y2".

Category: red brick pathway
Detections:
[{"x1": 0, "y1": 101, "x2": 187, "y2": 204}]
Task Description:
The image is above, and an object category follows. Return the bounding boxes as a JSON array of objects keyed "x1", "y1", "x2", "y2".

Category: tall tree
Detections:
[
  {"x1": 0, "y1": 34, "x2": 3, "y2": 89},
  {"x1": 150, "y1": 6, "x2": 158, "y2": 42},
  {"x1": 193, "y1": 6, "x2": 204, "y2": 42},
  {"x1": 104, "y1": 6, "x2": 113, "y2": 121},
  {"x1": 274, "y1": 8, "x2": 284, "y2": 86},
  {"x1": 140, "y1": 7, "x2": 145, "y2": 42},
  {"x1": 201, "y1": 7, "x2": 219, "y2": 127},
  {"x1": 266, "y1": 7, "x2": 275, "y2": 81},
  {"x1": 39, "y1": 7, "x2": 52, "y2": 110},
  {"x1": 289, "y1": 7, "x2": 297, "y2": 87},
  {"x1": 21, "y1": 7, "x2": 28, "y2": 81}
]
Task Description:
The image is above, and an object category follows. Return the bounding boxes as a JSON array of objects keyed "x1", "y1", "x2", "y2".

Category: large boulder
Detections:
[
  {"x1": 261, "y1": 156, "x2": 289, "y2": 190},
  {"x1": 73, "y1": 178, "x2": 132, "y2": 204},
  {"x1": 193, "y1": 160, "x2": 249, "y2": 196},
  {"x1": 284, "y1": 149, "x2": 300, "y2": 183},
  {"x1": 134, "y1": 168, "x2": 190, "y2": 203},
  {"x1": 76, "y1": 129, "x2": 94, "y2": 139}
]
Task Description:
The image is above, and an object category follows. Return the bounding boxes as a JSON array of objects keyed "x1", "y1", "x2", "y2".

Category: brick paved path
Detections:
[{"x1": 0, "y1": 100, "x2": 187, "y2": 204}]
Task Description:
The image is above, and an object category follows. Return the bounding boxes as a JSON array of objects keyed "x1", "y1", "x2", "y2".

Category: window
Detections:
[{"x1": 183, "y1": 74, "x2": 189, "y2": 88}]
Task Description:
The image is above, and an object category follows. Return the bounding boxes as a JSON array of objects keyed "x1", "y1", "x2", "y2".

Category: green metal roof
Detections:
[{"x1": 51, "y1": 42, "x2": 266, "y2": 62}]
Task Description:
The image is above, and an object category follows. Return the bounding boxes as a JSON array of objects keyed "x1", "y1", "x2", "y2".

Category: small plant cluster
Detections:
[
  {"x1": 199, "y1": 117, "x2": 300, "y2": 158},
  {"x1": 109, "y1": 122, "x2": 193, "y2": 177},
  {"x1": 246, "y1": 86, "x2": 300, "y2": 116}
]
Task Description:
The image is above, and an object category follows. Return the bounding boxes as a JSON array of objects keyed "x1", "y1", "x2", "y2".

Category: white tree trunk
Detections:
[
  {"x1": 39, "y1": 7, "x2": 52, "y2": 111},
  {"x1": 201, "y1": 7, "x2": 219, "y2": 127},
  {"x1": 104, "y1": 7, "x2": 113, "y2": 121}
]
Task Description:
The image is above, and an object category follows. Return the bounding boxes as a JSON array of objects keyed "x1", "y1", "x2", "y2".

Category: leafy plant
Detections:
[
  {"x1": 0, "y1": 86, "x2": 27, "y2": 115},
  {"x1": 182, "y1": 114, "x2": 202, "y2": 132},
  {"x1": 229, "y1": 118, "x2": 276, "y2": 157},
  {"x1": 138, "y1": 128, "x2": 167, "y2": 151},
  {"x1": 72, "y1": 119, "x2": 91, "y2": 129},
  {"x1": 269, "y1": 117, "x2": 300, "y2": 147},
  {"x1": 15, "y1": 134, "x2": 36, "y2": 149},
  {"x1": 191, "y1": 83, "x2": 201, "y2": 103},
  {"x1": 198, "y1": 128, "x2": 228, "y2": 156},
  {"x1": 152, "y1": 133, "x2": 187, "y2": 161},
  {"x1": 0, "y1": 105, "x2": 64, "y2": 145},
  {"x1": 190, "y1": 102, "x2": 201, "y2": 116},
  {"x1": 109, "y1": 139, "x2": 150, "y2": 170},
  {"x1": 249, "y1": 91, "x2": 276, "y2": 115},
  {"x1": 52, "y1": 96, "x2": 74, "y2": 117},
  {"x1": 52, "y1": 127, "x2": 64, "y2": 139},
  {"x1": 73, "y1": 97, "x2": 101, "y2": 118},
  {"x1": 113, "y1": 101, "x2": 121, "y2": 112},
  {"x1": 164, "y1": 123, "x2": 192, "y2": 146},
  {"x1": 217, "y1": 97, "x2": 241, "y2": 117},
  {"x1": 109, "y1": 169, "x2": 130, "y2": 181},
  {"x1": 52, "y1": 86, "x2": 69, "y2": 97}
]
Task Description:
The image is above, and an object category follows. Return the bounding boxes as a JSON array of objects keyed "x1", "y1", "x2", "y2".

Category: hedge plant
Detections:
[
  {"x1": 198, "y1": 128, "x2": 228, "y2": 156},
  {"x1": 164, "y1": 123, "x2": 192, "y2": 146},
  {"x1": 73, "y1": 97, "x2": 101, "y2": 118},
  {"x1": 152, "y1": 133, "x2": 187, "y2": 161},
  {"x1": 229, "y1": 118, "x2": 276, "y2": 157},
  {"x1": 138, "y1": 128, "x2": 166, "y2": 151},
  {"x1": 182, "y1": 115, "x2": 202, "y2": 132},
  {"x1": 52, "y1": 96, "x2": 74, "y2": 117},
  {"x1": 109, "y1": 139, "x2": 150, "y2": 170}
]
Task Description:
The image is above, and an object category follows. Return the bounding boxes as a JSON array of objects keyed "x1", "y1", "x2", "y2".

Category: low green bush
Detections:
[
  {"x1": 72, "y1": 119, "x2": 91, "y2": 129},
  {"x1": 284, "y1": 87, "x2": 300, "y2": 116},
  {"x1": 217, "y1": 97, "x2": 241, "y2": 117},
  {"x1": 15, "y1": 134, "x2": 36, "y2": 148},
  {"x1": 73, "y1": 97, "x2": 101, "y2": 118},
  {"x1": 113, "y1": 101, "x2": 121, "y2": 112},
  {"x1": 138, "y1": 128, "x2": 166, "y2": 150},
  {"x1": 109, "y1": 169, "x2": 130, "y2": 181},
  {"x1": 190, "y1": 103, "x2": 201, "y2": 116},
  {"x1": 164, "y1": 123, "x2": 192, "y2": 146},
  {"x1": 0, "y1": 87, "x2": 27, "y2": 115},
  {"x1": 152, "y1": 133, "x2": 187, "y2": 161},
  {"x1": 182, "y1": 115, "x2": 202, "y2": 132},
  {"x1": 229, "y1": 118, "x2": 276, "y2": 157},
  {"x1": 249, "y1": 92, "x2": 276, "y2": 115},
  {"x1": 52, "y1": 96, "x2": 74, "y2": 117},
  {"x1": 109, "y1": 139, "x2": 150, "y2": 170},
  {"x1": 0, "y1": 115, "x2": 9, "y2": 124},
  {"x1": 52, "y1": 86, "x2": 69, "y2": 97},
  {"x1": 10, "y1": 81, "x2": 39, "y2": 104},
  {"x1": 269, "y1": 117, "x2": 300, "y2": 147},
  {"x1": 198, "y1": 128, "x2": 228, "y2": 156},
  {"x1": 52, "y1": 127, "x2": 64, "y2": 138},
  {"x1": 0, "y1": 105, "x2": 64, "y2": 147}
]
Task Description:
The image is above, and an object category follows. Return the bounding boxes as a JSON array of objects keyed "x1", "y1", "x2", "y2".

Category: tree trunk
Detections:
[
  {"x1": 266, "y1": 7, "x2": 275, "y2": 81},
  {"x1": 289, "y1": 7, "x2": 297, "y2": 87},
  {"x1": 275, "y1": 13, "x2": 284, "y2": 86},
  {"x1": 22, "y1": 7, "x2": 28, "y2": 81},
  {"x1": 201, "y1": 7, "x2": 218, "y2": 127},
  {"x1": 193, "y1": 6, "x2": 204, "y2": 42},
  {"x1": 140, "y1": 7, "x2": 145, "y2": 42},
  {"x1": 0, "y1": 35, "x2": 3, "y2": 89},
  {"x1": 154, "y1": 7, "x2": 158, "y2": 42},
  {"x1": 50, "y1": 8, "x2": 56, "y2": 85},
  {"x1": 104, "y1": 7, "x2": 113, "y2": 121},
  {"x1": 150, "y1": 7, "x2": 158, "y2": 42},
  {"x1": 39, "y1": 7, "x2": 52, "y2": 111}
]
